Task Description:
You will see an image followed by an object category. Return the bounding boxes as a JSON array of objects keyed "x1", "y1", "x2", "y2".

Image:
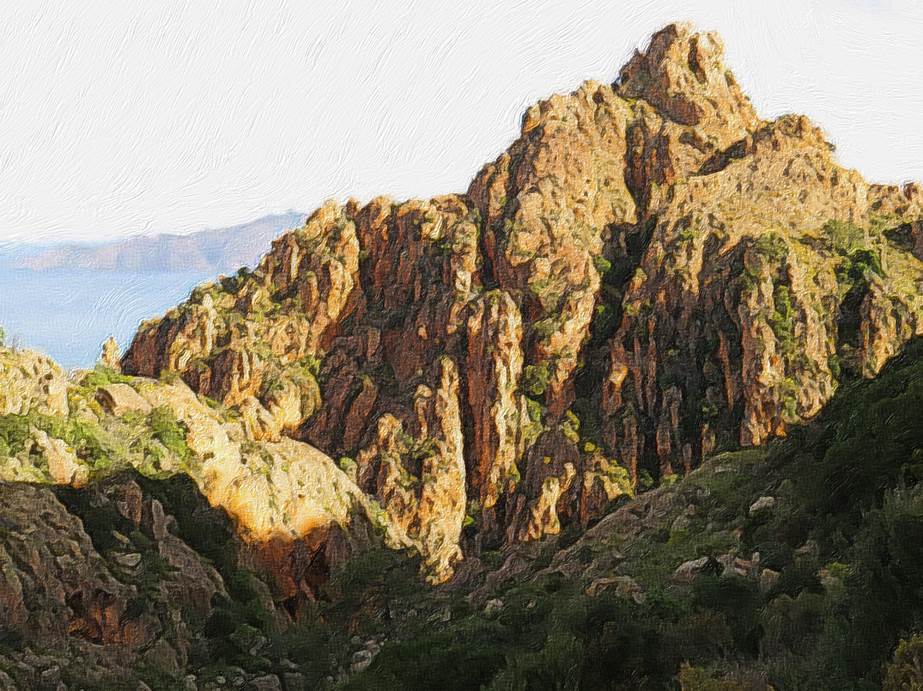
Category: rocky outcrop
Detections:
[
  {"x1": 506, "y1": 429, "x2": 579, "y2": 542},
  {"x1": 467, "y1": 77, "x2": 636, "y2": 415},
  {"x1": 351, "y1": 357, "x2": 467, "y2": 583},
  {"x1": 96, "y1": 383, "x2": 152, "y2": 416},
  {"x1": 909, "y1": 220, "x2": 923, "y2": 261},
  {"x1": 465, "y1": 290, "x2": 531, "y2": 534},
  {"x1": 0, "y1": 345, "x2": 411, "y2": 600},
  {"x1": 600, "y1": 112, "x2": 923, "y2": 479},
  {"x1": 0, "y1": 348, "x2": 68, "y2": 417},
  {"x1": 410, "y1": 358, "x2": 467, "y2": 581},
  {"x1": 127, "y1": 377, "x2": 408, "y2": 562},
  {"x1": 121, "y1": 201, "x2": 358, "y2": 411},
  {"x1": 31, "y1": 429, "x2": 88, "y2": 487},
  {"x1": 618, "y1": 23, "x2": 759, "y2": 143},
  {"x1": 99, "y1": 336, "x2": 121, "y2": 371},
  {"x1": 119, "y1": 22, "x2": 923, "y2": 572},
  {"x1": 0, "y1": 478, "x2": 230, "y2": 688}
]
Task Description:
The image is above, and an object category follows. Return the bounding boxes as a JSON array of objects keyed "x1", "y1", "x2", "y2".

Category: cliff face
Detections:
[{"x1": 122, "y1": 22, "x2": 923, "y2": 582}]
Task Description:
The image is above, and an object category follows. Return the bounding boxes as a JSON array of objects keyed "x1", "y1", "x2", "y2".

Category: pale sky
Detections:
[{"x1": 1, "y1": 0, "x2": 922, "y2": 243}]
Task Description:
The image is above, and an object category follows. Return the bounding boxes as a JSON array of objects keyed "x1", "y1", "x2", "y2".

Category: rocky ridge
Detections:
[
  {"x1": 116, "y1": 22, "x2": 923, "y2": 587},
  {"x1": 0, "y1": 344, "x2": 418, "y2": 610}
]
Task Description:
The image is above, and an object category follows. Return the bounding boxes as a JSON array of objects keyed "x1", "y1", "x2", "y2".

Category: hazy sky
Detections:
[{"x1": 2, "y1": 0, "x2": 922, "y2": 243}]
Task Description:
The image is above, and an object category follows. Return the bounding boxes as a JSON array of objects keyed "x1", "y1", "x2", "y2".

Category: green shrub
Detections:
[
  {"x1": 338, "y1": 456, "x2": 357, "y2": 475},
  {"x1": 592, "y1": 255, "x2": 612, "y2": 275},
  {"x1": 522, "y1": 363, "x2": 552, "y2": 398},
  {"x1": 753, "y1": 233, "x2": 788, "y2": 263},
  {"x1": 561, "y1": 410, "x2": 580, "y2": 444},
  {"x1": 525, "y1": 397, "x2": 543, "y2": 427},
  {"x1": 532, "y1": 317, "x2": 558, "y2": 340},
  {"x1": 0, "y1": 415, "x2": 30, "y2": 457},
  {"x1": 79, "y1": 366, "x2": 134, "y2": 388},
  {"x1": 824, "y1": 219, "x2": 867, "y2": 254},
  {"x1": 768, "y1": 283, "x2": 795, "y2": 358},
  {"x1": 884, "y1": 635, "x2": 923, "y2": 691},
  {"x1": 148, "y1": 407, "x2": 191, "y2": 461}
]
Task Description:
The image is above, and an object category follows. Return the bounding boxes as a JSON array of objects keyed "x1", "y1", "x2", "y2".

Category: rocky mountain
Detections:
[
  {"x1": 2, "y1": 21, "x2": 923, "y2": 689},
  {"x1": 13, "y1": 212, "x2": 306, "y2": 273},
  {"x1": 1, "y1": 324, "x2": 922, "y2": 688},
  {"x1": 0, "y1": 342, "x2": 413, "y2": 687},
  {"x1": 121, "y1": 23, "x2": 923, "y2": 586}
]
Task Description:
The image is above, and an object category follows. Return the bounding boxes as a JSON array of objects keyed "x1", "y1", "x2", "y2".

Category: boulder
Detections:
[
  {"x1": 483, "y1": 598, "x2": 504, "y2": 616},
  {"x1": 95, "y1": 383, "x2": 152, "y2": 416},
  {"x1": 759, "y1": 568, "x2": 781, "y2": 593},
  {"x1": 249, "y1": 674, "x2": 282, "y2": 691},
  {"x1": 585, "y1": 575, "x2": 645, "y2": 603},
  {"x1": 32, "y1": 429, "x2": 88, "y2": 487},
  {"x1": 671, "y1": 556, "x2": 720, "y2": 584},
  {"x1": 748, "y1": 496, "x2": 776, "y2": 516}
]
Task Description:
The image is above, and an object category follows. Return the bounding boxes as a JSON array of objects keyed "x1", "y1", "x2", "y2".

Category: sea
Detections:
[{"x1": 0, "y1": 255, "x2": 211, "y2": 369}]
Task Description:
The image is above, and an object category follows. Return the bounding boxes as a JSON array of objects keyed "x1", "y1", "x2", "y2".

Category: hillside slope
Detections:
[
  {"x1": 333, "y1": 335, "x2": 923, "y2": 690},
  {"x1": 121, "y1": 23, "x2": 923, "y2": 584},
  {"x1": 1, "y1": 337, "x2": 921, "y2": 689}
]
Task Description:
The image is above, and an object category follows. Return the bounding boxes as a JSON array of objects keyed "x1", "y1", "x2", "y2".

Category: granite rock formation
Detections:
[{"x1": 116, "y1": 23, "x2": 923, "y2": 583}]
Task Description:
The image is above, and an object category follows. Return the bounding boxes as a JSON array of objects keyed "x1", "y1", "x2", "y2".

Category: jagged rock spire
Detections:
[
  {"x1": 618, "y1": 22, "x2": 760, "y2": 141},
  {"x1": 99, "y1": 336, "x2": 121, "y2": 372}
]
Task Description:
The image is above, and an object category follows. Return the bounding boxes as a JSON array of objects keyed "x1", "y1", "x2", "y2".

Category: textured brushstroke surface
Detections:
[
  {"x1": 1, "y1": 6, "x2": 923, "y2": 690},
  {"x1": 0, "y1": 213, "x2": 304, "y2": 367},
  {"x1": 2, "y1": 2, "x2": 923, "y2": 246},
  {"x1": 121, "y1": 23, "x2": 923, "y2": 589},
  {"x1": 14, "y1": 212, "x2": 306, "y2": 273}
]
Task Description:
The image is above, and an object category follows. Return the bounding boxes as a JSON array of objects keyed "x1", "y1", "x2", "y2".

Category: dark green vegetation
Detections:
[
  {"x1": 330, "y1": 337, "x2": 923, "y2": 689},
  {"x1": 1, "y1": 339, "x2": 921, "y2": 689}
]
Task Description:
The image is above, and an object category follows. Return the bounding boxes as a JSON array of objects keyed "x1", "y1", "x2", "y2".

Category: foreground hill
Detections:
[
  {"x1": 122, "y1": 23, "x2": 923, "y2": 585},
  {"x1": 0, "y1": 343, "x2": 408, "y2": 687},
  {"x1": 0, "y1": 335, "x2": 921, "y2": 688}
]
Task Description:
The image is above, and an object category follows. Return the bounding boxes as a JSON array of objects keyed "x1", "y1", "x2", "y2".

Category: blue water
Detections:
[{"x1": 0, "y1": 257, "x2": 211, "y2": 369}]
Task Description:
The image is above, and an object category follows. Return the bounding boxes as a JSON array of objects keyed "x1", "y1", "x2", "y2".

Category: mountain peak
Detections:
[
  {"x1": 121, "y1": 21, "x2": 923, "y2": 595},
  {"x1": 617, "y1": 22, "x2": 760, "y2": 139}
]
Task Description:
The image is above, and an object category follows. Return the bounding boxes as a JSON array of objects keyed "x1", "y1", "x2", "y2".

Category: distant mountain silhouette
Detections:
[{"x1": 15, "y1": 212, "x2": 306, "y2": 273}]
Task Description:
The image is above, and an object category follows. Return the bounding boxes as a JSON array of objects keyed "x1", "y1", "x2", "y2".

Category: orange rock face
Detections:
[{"x1": 122, "y1": 22, "x2": 923, "y2": 579}]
